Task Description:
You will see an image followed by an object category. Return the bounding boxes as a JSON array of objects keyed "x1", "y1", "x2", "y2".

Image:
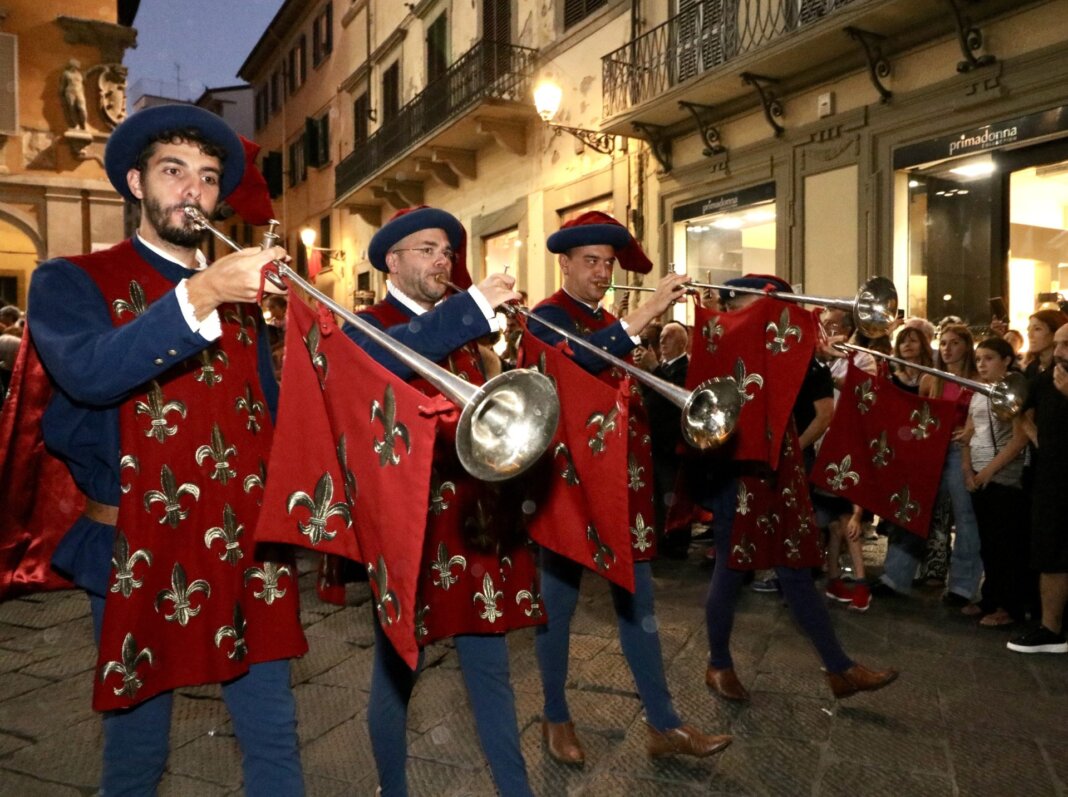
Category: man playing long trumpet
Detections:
[
  {"x1": 343, "y1": 206, "x2": 541, "y2": 797},
  {"x1": 25, "y1": 104, "x2": 306, "y2": 794},
  {"x1": 525, "y1": 211, "x2": 732, "y2": 765}
]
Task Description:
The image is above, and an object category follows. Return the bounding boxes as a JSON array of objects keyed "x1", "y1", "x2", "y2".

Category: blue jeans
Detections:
[
  {"x1": 89, "y1": 594, "x2": 303, "y2": 797},
  {"x1": 535, "y1": 548, "x2": 681, "y2": 732},
  {"x1": 368, "y1": 618, "x2": 532, "y2": 797}
]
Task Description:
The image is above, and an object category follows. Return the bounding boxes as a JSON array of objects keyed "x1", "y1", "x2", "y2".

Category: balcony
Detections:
[
  {"x1": 600, "y1": 0, "x2": 1019, "y2": 136},
  {"x1": 335, "y1": 40, "x2": 538, "y2": 211}
]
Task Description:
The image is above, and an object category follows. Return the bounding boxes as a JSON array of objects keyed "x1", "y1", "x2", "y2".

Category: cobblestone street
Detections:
[{"x1": 1, "y1": 543, "x2": 1066, "y2": 796}]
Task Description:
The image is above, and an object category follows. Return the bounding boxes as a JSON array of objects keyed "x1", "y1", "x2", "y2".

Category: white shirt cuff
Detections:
[
  {"x1": 175, "y1": 279, "x2": 222, "y2": 341},
  {"x1": 467, "y1": 287, "x2": 502, "y2": 334},
  {"x1": 618, "y1": 318, "x2": 641, "y2": 345}
]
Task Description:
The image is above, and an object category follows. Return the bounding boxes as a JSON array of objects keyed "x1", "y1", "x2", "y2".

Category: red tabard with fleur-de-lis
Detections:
[
  {"x1": 534, "y1": 291, "x2": 658, "y2": 561},
  {"x1": 70, "y1": 241, "x2": 306, "y2": 712},
  {"x1": 359, "y1": 300, "x2": 545, "y2": 646}
]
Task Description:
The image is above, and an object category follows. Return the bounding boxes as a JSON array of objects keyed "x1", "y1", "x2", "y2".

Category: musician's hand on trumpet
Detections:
[
  {"x1": 475, "y1": 271, "x2": 523, "y2": 310},
  {"x1": 621, "y1": 272, "x2": 690, "y2": 336},
  {"x1": 185, "y1": 245, "x2": 289, "y2": 320}
]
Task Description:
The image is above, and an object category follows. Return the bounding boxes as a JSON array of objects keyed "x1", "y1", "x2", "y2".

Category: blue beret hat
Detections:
[
  {"x1": 368, "y1": 206, "x2": 464, "y2": 272},
  {"x1": 719, "y1": 273, "x2": 793, "y2": 301},
  {"x1": 105, "y1": 104, "x2": 245, "y2": 202}
]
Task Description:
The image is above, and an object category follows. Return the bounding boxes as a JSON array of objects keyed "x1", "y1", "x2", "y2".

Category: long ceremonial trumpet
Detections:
[
  {"x1": 184, "y1": 207, "x2": 560, "y2": 482},
  {"x1": 835, "y1": 342, "x2": 1029, "y2": 421},
  {"x1": 444, "y1": 280, "x2": 740, "y2": 450},
  {"x1": 612, "y1": 276, "x2": 899, "y2": 338}
]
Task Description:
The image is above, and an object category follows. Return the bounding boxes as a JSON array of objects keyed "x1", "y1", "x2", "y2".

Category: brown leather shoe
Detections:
[
  {"x1": 646, "y1": 723, "x2": 732, "y2": 759},
  {"x1": 542, "y1": 719, "x2": 585, "y2": 766},
  {"x1": 826, "y1": 663, "x2": 899, "y2": 699},
  {"x1": 705, "y1": 665, "x2": 750, "y2": 702}
]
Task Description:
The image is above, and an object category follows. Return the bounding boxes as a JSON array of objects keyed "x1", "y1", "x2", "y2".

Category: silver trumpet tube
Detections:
[
  {"x1": 184, "y1": 207, "x2": 560, "y2": 482},
  {"x1": 613, "y1": 276, "x2": 899, "y2": 338},
  {"x1": 834, "y1": 342, "x2": 1029, "y2": 421},
  {"x1": 447, "y1": 280, "x2": 740, "y2": 450}
]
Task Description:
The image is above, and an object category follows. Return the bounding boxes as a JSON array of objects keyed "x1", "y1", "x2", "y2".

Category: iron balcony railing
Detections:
[
  {"x1": 603, "y1": 0, "x2": 864, "y2": 118},
  {"x1": 336, "y1": 40, "x2": 537, "y2": 201}
]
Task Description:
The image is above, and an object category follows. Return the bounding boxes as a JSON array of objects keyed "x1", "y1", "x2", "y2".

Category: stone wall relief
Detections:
[{"x1": 58, "y1": 59, "x2": 127, "y2": 167}]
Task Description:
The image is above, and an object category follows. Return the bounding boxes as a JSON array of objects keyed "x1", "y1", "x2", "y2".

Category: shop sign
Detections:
[
  {"x1": 893, "y1": 105, "x2": 1068, "y2": 169},
  {"x1": 672, "y1": 182, "x2": 776, "y2": 223}
]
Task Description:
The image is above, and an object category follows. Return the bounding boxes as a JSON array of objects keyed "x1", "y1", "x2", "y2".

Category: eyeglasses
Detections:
[{"x1": 390, "y1": 246, "x2": 455, "y2": 261}]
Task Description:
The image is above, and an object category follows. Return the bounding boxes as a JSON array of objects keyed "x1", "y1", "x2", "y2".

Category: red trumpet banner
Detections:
[
  {"x1": 519, "y1": 326, "x2": 635, "y2": 592},
  {"x1": 811, "y1": 359, "x2": 956, "y2": 537},
  {"x1": 256, "y1": 294, "x2": 441, "y2": 668},
  {"x1": 686, "y1": 297, "x2": 816, "y2": 469}
]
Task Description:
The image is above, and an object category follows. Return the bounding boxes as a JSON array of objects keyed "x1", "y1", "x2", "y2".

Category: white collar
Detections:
[
  {"x1": 387, "y1": 280, "x2": 432, "y2": 316},
  {"x1": 137, "y1": 233, "x2": 208, "y2": 271},
  {"x1": 663, "y1": 353, "x2": 687, "y2": 367}
]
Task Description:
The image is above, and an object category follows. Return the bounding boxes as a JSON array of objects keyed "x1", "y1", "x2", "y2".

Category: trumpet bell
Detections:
[
  {"x1": 681, "y1": 377, "x2": 742, "y2": 450},
  {"x1": 456, "y1": 369, "x2": 561, "y2": 482},
  {"x1": 854, "y1": 276, "x2": 898, "y2": 338},
  {"x1": 988, "y1": 371, "x2": 1029, "y2": 422}
]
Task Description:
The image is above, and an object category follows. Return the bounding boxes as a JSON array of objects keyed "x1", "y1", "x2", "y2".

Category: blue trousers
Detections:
[
  {"x1": 535, "y1": 548, "x2": 681, "y2": 732},
  {"x1": 89, "y1": 594, "x2": 303, "y2": 797},
  {"x1": 702, "y1": 477, "x2": 853, "y2": 674},
  {"x1": 368, "y1": 617, "x2": 532, "y2": 797}
]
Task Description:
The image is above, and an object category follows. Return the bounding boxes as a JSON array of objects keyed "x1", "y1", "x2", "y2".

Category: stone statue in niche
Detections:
[{"x1": 60, "y1": 59, "x2": 89, "y2": 130}]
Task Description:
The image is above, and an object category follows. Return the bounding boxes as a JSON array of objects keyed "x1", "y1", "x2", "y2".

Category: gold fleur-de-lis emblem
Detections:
[
  {"x1": 630, "y1": 512, "x2": 654, "y2": 552},
  {"x1": 765, "y1": 308, "x2": 803, "y2": 355},
  {"x1": 244, "y1": 561, "x2": 292, "y2": 604},
  {"x1": 531, "y1": 352, "x2": 557, "y2": 389},
  {"x1": 143, "y1": 464, "x2": 200, "y2": 527},
  {"x1": 368, "y1": 555, "x2": 401, "y2": 626},
  {"x1": 757, "y1": 512, "x2": 781, "y2": 534},
  {"x1": 586, "y1": 404, "x2": 619, "y2": 455},
  {"x1": 113, "y1": 281, "x2": 147, "y2": 319},
  {"x1": 627, "y1": 454, "x2": 646, "y2": 492},
  {"x1": 119, "y1": 454, "x2": 140, "y2": 494},
  {"x1": 854, "y1": 379, "x2": 876, "y2": 414},
  {"x1": 825, "y1": 455, "x2": 861, "y2": 492},
  {"x1": 371, "y1": 385, "x2": 412, "y2": 466},
  {"x1": 214, "y1": 603, "x2": 248, "y2": 661},
  {"x1": 154, "y1": 562, "x2": 211, "y2": 626},
  {"x1": 870, "y1": 431, "x2": 893, "y2": 467},
  {"x1": 243, "y1": 459, "x2": 268, "y2": 501},
  {"x1": 195, "y1": 346, "x2": 229, "y2": 387},
  {"x1": 499, "y1": 555, "x2": 513, "y2": 582},
  {"x1": 195, "y1": 423, "x2": 238, "y2": 485},
  {"x1": 204, "y1": 503, "x2": 244, "y2": 565},
  {"x1": 784, "y1": 537, "x2": 801, "y2": 561},
  {"x1": 110, "y1": 531, "x2": 152, "y2": 598},
  {"x1": 736, "y1": 482, "x2": 753, "y2": 516},
  {"x1": 891, "y1": 485, "x2": 920, "y2": 524},
  {"x1": 782, "y1": 487, "x2": 798, "y2": 508},
  {"x1": 732, "y1": 536, "x2": 756, "y2": 565},
  {"x1": 430, "y1": 542, "x2": 467, "y2": 590},
  {"x1": 464, "y1": 499, "x2": 495, "y2": 549},
  {"x1": 235, "y1": 383, "x2": 266, "y2": 434},
  {"x1": 100, "y1": 632, "x2": 154, "y2": 698},
  {"x1": 304, "y1": 323, "x2": 329, "y2": 389},
  {"x1": 516, "y1": 587, "x2": 544, "y2": 618},
  {"x1": 473, "y1": 572, "x2": 504, "y2": 623},
  {"x1": 287, "y1": 472, "x2": 352, "y2": 546},
  {"x1": 586, "y1": 524, "x2": 616, "y2": 571},
  {"x1": 731, "y1": 358, "x2": 765, "y2": 404},
  {"x1": 336, "y1": 435, "x2": 358, "y2": 506},
  {"x1": 429, "y1": 469, "x2": 456, "y2": 516},
  {"x1": 134, "y1": 381, "x2": 187, "y2": 443},
  {"x1": 909, "y1": 403, "x2": 940, "y2": 440},
  {"x1": 702, "y1": 315, "x2": 725, "y2": 354},
  {"x1": 223, "y1": 307, "x2": 256, "y2": 346},
  {"x1": 415, "y1": 605, "x2": 430, "y2": 640},
  {"x1": 553, "y1": 442, "x2": 580, "y2": 485}
]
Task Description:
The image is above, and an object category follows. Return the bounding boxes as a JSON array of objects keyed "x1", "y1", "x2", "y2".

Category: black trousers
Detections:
[{"x1": 971, "y1": 481, "x2": 1035, "y2": 619}]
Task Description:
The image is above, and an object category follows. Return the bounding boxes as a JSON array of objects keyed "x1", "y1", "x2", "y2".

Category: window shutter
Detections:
[
  {"x1": 0, "y1": 34, "x2": 18, "y2": 135},
  {"x1": 263, "y1": 150, "x2": 283, "y2": 196}
]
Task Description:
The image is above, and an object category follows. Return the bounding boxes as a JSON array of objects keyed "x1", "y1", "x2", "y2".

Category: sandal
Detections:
[{"x1": 979, "y1": 611, "x2": 1015, "y2": 628}]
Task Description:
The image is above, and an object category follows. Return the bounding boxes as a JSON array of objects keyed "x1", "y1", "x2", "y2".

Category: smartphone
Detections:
[
  {"x1": 989, "y1": 296, "x2": 1007, "y2": 319},
  {"x1": 896, "y1": 308, "x2": 905, "y2": 320}
]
